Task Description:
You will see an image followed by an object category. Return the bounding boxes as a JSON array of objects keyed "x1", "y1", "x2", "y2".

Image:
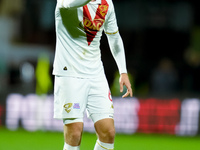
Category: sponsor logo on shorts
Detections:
[
  {"x1": 63, "y1": 103, "x2": 73, "y2": 113},
  {"x1": 73, "y1": 103, "x2": 80, "y2": 109}
]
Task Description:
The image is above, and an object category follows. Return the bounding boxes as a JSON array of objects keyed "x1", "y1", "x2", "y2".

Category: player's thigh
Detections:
[
  {"x1": 54, "y1": 76, "x2": 89, "y2": 119},
  {"x1": 87, "y1": 76, "x2": 114, "y2": 123},
  {"x1": 94, "y1": 118, "x2": 115, "y2": 133}
]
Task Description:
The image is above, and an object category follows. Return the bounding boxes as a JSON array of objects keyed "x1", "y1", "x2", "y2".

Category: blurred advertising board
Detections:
[{"x1": 0, "y1": 94, "x2": 199, "y2": 135}]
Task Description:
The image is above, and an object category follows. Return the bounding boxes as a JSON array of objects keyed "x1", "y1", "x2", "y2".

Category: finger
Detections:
[
  {"x1": 122, "y1": 90, "x2": 130, "y2": 98},
  {"x1": 120, "y1": 82, "x2": 123, "y2": 92},
  {"x1": 130, "y1": 90, "x2": 133, "y2": 97},
  {"x1": 129, "y1": 87, "x2": 133, "y2": 97}
]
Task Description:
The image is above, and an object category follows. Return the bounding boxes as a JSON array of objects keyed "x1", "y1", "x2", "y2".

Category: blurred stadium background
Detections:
[{"x1": 1, "y1": 0, "x2": 200, "y2": 149}]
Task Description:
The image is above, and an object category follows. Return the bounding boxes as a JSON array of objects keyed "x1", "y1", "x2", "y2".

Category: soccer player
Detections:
[{"x1": 53, "y1": 0, "x2": 133, "y2": 150}]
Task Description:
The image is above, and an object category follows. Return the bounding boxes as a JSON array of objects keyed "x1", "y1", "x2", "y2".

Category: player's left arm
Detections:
[
  {"x1": 106, "y1": 32, "x2": 133, "y2": 98},
  {"x1": 104, "y1": 0, "x2": 132, "y2": 98}
]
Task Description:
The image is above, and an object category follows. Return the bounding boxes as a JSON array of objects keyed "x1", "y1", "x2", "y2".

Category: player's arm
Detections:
[
  {"x1": 119, "y1": 73, "x2": 133, "y2": 98},
  {"x1": 57, "y1": 0, "x2": 91, "y2": 8},
  {"x1": 104, "y1": 1, "x2": 132, "y2": 98},
  {"x1": 106, "y1": 32, "x2": 133, "y2": 98}
]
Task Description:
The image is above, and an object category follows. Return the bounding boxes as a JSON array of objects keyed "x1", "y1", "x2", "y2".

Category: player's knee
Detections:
[
  {"x1": 69, "y1": 131, "x2": 82, "y2": 140},
  {"x1": 64, "y1": 130, "x2": 82, "y2": 144},
  {"x1": 99, "y1": 128, "x2": 115, "y2": 142},
  {"x1": 107, "y1": 128, "x2": 115, "y2": 140},
  {"x1": 63, "y1": 123, "x2": 83, "y2": 145}
]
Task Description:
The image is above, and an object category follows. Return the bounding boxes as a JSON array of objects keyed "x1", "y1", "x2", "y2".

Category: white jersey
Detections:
[{"x1": 53, "y1": 0, "x2": 125, "y2": 78}]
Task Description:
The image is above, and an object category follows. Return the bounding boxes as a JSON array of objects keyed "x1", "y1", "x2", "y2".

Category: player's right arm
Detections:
[{"x1": 57, "y1": 0, "x2": 91, "y2": 9}]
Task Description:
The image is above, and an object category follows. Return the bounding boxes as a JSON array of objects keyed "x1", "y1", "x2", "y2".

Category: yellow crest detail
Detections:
[
  {"x1": 64, "y1": 103, "x2": 73, "y2": 113},
  {"x1": 99, "y1": 5, "x2": 108, "y2": 17}
]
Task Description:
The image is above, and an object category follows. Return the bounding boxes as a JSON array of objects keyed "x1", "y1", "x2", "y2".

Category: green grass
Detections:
[{"x1": 1, "y1": 127, "x2": 200, "y2": 150}]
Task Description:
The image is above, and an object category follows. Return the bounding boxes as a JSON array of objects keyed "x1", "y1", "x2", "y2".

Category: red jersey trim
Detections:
[{"x1": 83, "y1": 0, "x2": 109, "y2": 45}]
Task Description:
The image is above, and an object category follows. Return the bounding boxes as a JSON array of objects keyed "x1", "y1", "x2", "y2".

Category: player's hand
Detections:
[{"x1": 119, "y1": 73, "x2": 133, "y2": 98}]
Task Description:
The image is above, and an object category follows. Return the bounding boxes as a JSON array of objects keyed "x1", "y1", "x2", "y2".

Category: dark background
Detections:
[{"x1": 0, "y1": 0, "x2": 200, "y2": 99}]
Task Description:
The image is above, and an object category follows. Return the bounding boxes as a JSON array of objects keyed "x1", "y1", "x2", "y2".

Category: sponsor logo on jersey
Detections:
[
  {"x1": 83, "y1": 0, "x2": 109, "y2": 45},
  {"x1": 63, "y1": 66, "x2": 67, "y2": 70},
  {"x1": 83, "y1": 17, "x2": 104, "y2": 32}
]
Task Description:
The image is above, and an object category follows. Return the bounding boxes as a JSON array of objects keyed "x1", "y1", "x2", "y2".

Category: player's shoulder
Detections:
[
  {"x1": 105, "y1": 0, "x2": 114, "y2": 4},
  {"x1": 102, "y1": 0, "x2": 114, "y2": 10},
  {"x1": 101, "y1": 0, "x2": 113, "y2": 5}
]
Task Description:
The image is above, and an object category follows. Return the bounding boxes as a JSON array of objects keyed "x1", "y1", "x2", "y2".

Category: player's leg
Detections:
[
  {"x1": 63, "y1": 120, "x2": 84, "y2": 150},
  {"x1": 94, "y1": 118, "x2": 115, "y2": 150},
  {"x1": 53, "y1": 76, "x2": 89, "y2": 150},
  {"x1": 87, "y1": 76, "x2": 115, "y2": 150},
  {"x1": 94, "y1": 118, "x2": 115, "y2": 143}
]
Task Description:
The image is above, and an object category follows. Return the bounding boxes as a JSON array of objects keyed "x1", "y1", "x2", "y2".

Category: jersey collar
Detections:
[{"x1": 89, "y1": 0, "x2": 101, "y2": 5}]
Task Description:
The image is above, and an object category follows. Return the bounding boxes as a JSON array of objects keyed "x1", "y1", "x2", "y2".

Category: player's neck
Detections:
[{"x1": 91, "y1": 0, "x2": 96, "y2": 2}]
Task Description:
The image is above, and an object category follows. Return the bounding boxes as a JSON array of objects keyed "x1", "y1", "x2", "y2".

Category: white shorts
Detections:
[{"x1": 53, "y1": 75, "x2": 114, "y2": 124}]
